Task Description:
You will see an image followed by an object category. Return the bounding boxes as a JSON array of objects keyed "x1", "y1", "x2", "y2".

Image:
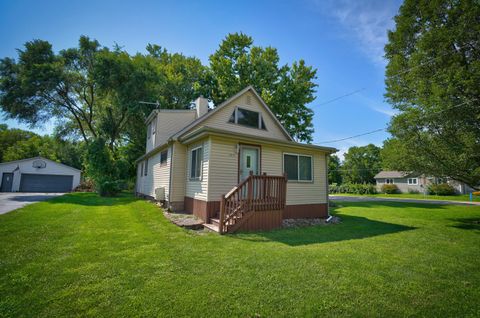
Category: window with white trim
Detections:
[
  {"x1": 385, "y1": 178, "x2": 394, "y2": 184},
  {"x1": 190, "y1": 146, "x2": 203, "y2": 180},
  {"x1": 160, "y1": 150, "x2": 168, "y2": 165},
  {"x1": 228, "y1": 107, "x2": 266, "y2": 130},
  {"x1": 408, "y1": 178, "x2": 418, "y2": 185},
  {"x1": 144, "y1": 159, "x2": 148, "y2": 176},
  {"x1": 283, "y1": 153, "x2": 312, "y2": 181}
]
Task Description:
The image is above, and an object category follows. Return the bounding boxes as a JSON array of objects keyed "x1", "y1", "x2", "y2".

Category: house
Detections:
[
  {"x1": 374, "y1": 171, "x2": 473, "y2": 194},
  {"x1": 135, "y1": 86, "x2": 337, "y2": 233},
  {"x1": 0, "y1": 157, "x2": 81, "y2": 192}
]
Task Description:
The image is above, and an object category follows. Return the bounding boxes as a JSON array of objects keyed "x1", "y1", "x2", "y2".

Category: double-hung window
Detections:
[
  {"x1": 190, "y1": 146, "x2": 203, "y2": 180},
  {"x1": 283, "y1": 153, "x2": 313, "y2": 181},
  {"x1": 144, "y1": 159, "x2": 148, "y2": 176},
  {"x1": 407, "y1": 178, "x2": 418, "y2": 185},
  {"x1": 385, "y1": 178, "x2": 394, "y2": 184}
]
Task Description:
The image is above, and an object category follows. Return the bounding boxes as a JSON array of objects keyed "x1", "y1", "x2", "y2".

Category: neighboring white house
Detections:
[
  {"x1": 135, "y1": 86, "x2": 337, "y2": 233},
  {"x1": 374, "y1": 171, "x2": 474, "y2": 194},
  {"x1": 0, "y1": 157, "x2": 81, "y2": 193}
]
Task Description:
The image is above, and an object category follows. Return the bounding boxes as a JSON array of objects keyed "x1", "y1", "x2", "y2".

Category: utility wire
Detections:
[{"x1": 316, "y1": 97, "x2": 477, "y2": 144}]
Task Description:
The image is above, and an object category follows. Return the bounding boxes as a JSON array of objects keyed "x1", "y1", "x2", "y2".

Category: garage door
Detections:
[{"x1": 20, "y1": 174, "x2": 73, "y2": 192}]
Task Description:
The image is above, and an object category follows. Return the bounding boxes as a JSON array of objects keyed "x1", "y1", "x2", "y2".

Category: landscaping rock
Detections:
[
  {"x1": 163, "y1": 211, "x2": 204, "y2": 230},
  {"x1": 282, "y1": 216, "x2": 341, "y2": 228}
]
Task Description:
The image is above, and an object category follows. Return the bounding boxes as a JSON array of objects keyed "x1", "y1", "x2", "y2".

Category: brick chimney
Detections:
[{"x1": 195, "y1": 96, "x2": 208, "y2": 118}]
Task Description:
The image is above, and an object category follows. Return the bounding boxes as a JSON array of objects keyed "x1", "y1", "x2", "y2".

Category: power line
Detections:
[
  {"x1": 317, "y1": 128, "x2": 386, "y2": 144},
  {"x1": 315, "y1": 88, "x2": 366, "y2": 107},
  {"x1": 315, "y1": 97, "x2": 477, "y2": 145}
]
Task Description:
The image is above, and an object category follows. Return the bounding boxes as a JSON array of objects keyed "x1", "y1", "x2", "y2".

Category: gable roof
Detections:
[
  {"x1": 374, "y1": 171, "x2": 411, "y2": 179},
  {"x1": 0, "y1": 156, "x2": 81, "y2": 172},
  {"x1": 171, "y1": 86, "x2": 293, "y2": 142}
]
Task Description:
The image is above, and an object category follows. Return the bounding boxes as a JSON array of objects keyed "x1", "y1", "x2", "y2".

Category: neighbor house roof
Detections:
[{"x1": 374, "y1": 171, "x2": 411, "y2": 179}]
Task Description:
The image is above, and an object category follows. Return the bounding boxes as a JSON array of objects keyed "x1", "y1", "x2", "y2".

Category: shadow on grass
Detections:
[
  {"x1": 47, "y1": 192, "x2": 138, "y2": 207},
  {"x1": 233, "y1": 214, "x2": 415, "y2": 246},
  {"x1": 450, "y1": 217, "x2": 480, "y2": 232}
]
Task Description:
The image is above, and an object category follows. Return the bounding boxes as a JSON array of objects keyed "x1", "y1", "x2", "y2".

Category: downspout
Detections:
[
  {"x1": 325, "y1": 153, "x2": 333, "y2": 223},
  {"x1": 168, "y1": 142, "x2": 174, "y2": 210}
]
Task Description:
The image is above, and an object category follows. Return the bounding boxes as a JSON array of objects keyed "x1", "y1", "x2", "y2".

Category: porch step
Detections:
[
  {"x1": 211, "y1": 218, "x2": 220, "y2": 227},
  {"x1": 203, "y1": 223, "x2": 220, "y2": 233}
]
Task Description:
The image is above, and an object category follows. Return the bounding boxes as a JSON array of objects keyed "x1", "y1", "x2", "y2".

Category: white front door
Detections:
[{"x1": 239, "y1": 146, "x2": 260, "y2": 181}]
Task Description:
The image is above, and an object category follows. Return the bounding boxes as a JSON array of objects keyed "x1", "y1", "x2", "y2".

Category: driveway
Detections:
[
  {"x1": 330, "y1": 195, "x2": 480, "y2": 206},
  {"x1": 0, "y1": 192, "x2": 65, "y2": 215}
]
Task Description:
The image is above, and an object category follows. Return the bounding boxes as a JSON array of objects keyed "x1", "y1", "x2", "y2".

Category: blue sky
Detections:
[{"x1": 0, "y1": 0, "x2": 402, "y2": 158}]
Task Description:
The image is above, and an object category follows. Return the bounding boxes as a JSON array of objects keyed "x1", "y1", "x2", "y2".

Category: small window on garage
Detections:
[{"x1": 408, "y1": 178, "x2": 418, "y2": 185}]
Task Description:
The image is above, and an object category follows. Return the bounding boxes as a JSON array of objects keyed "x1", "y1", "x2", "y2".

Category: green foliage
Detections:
[
  {"x1": 381, "y1": 184, "x2": 399, "y2": 194},
  {"x1": 342, "y1": 144, "x2": 382, "y2": 184},
  {"x1": 209, "y1": 33, "x2": 317, "y2": 142},
  {"x1": 328, "y1": 154, "x2": 342, "y2": 184},
  {"x1": 0, "y1": 125, "x2": 83, "y2": 169},
  {"x1": 428, "y1": 183, "x2": 456, "y2": 196},
  {"x1": 85, "y1": 137, "x2": 120, "y2": 196},
  {"x1": 0, "y1": 125, "x2": 36, "y2": 162},
  {"x1": 407, "y1": 188, "x2": 420, "y2": 194},
  {"x1": 384, "y1": 0, "x2": 480, "y2": 189},
  {"x1": 329, "y1": 183, "x2": 377, "y2": 195}
]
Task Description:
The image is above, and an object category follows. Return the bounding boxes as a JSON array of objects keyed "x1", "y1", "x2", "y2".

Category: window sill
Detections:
[{"x1": 287, "y1": 180, "x2": 314, "y2": 183}]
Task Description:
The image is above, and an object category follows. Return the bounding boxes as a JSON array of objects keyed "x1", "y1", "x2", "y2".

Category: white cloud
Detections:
[{"x1": 311, "y1": 0, "x2": 399, "y2": 65}]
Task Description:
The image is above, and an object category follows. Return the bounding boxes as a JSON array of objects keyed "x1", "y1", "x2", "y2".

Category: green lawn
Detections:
[
  {"x1": 331, "y1": 192, "x2": 480, "y2": 202},
  {"x1": 1, "y1": 193, "x2": 480, "y2": 317}
]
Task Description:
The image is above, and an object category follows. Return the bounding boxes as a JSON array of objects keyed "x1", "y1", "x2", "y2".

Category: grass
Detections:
[
  {"x1": 331, "y1": 192, "x2": 480, "y2": 202},
  {"x1": 1, "y1": 193, "x2": 480, "y2": 317}
]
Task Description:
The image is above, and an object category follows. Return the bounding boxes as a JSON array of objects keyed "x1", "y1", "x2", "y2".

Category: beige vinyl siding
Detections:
[
  {"x1": 170, "y1": 142, "x2": 187, "y2": 202},
  {"x1": 185, "y1": 138, "x2": 210, "y2": 201},
  {"x1": 137, "y1": 146, "x2": 171, "y2": 198},
  {"x1": 207, "y1": 137, "x2": 328, "y2": 204},
  {"x1": 201, "y1": 91, "x2": 289, "y2": 141},
  {"x1": 154, "y1": 110, "x2": 196, "y2": 148},
  {"x1": 208, "y1": 138, "x2": 238, "y2": 201}
]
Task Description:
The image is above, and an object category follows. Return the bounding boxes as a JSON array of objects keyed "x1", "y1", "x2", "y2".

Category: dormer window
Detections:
[{"x1": 228, "y1": 107, "x2": 266, "y2": 130}]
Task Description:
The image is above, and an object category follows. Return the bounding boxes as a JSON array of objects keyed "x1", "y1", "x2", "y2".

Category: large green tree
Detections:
[
  {"x1": 209, "y1": 33, "x2": 317, "y2": 142},
  {"x1": 384, "y1": 0, "x2": 480, "y2": 189},
  {"x1": 342, "y1": 144, "x2": 382, "y2": 184},
  {"x1": 328, "y1": 154, "x2": 343, "y2": 185},
  {"x1": 0, "y1": 124, "x2": 36, "y2": 162}
]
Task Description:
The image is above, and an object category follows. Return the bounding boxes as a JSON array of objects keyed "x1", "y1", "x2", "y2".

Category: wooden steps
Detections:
[{"x1": 203, "y1": 223, "x2": 220, "y2": 232}]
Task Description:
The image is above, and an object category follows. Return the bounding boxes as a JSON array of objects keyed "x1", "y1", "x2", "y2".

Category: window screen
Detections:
[
  {"x1": 283, "y1": 154, "x2": 312, "y2": 181},
  {"x1": 190, "y1": 147, "x2": 203, "y2": 180},
  {"x1": 160, "y1": 150, "x2": 168, "y2": 165}
]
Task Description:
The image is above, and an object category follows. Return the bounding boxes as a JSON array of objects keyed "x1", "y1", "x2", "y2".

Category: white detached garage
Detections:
[{"x1": 0, "y1": 157, "x2": 81, "y2": 192}]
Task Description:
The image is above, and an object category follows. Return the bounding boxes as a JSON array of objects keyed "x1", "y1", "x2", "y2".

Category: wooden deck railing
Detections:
[{"x1": 218, "y1": 172, "x2": 287, "y2": 234}]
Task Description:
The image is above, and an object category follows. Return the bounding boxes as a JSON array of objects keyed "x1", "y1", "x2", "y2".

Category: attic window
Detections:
[{"x1": 228, "y1": 107, "x2": 266, "y2": 130}]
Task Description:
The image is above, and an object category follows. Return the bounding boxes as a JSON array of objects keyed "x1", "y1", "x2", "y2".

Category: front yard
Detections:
[{"x1": 1, "y1": 193, "x2": 479, "y2": 317}]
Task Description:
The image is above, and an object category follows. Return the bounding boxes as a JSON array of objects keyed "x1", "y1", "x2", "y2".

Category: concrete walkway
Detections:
[
  {"x1": 330, "y1": 195, "x2": 480, "y2": 206},
  {"x1": 0, "y1": 193, "x2": 65, "y2": 215}
]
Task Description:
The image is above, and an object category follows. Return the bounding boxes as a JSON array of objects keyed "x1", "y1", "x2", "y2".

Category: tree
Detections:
[
  {"x1": 342, "y1": 144, "x2": 382, "y2": 184},
  {"x1": 209, "y1": 33, "x2": 317, "y2": 142},
  {"x1": 2, "y1": 129, "x2": 83, "y2": 169},
  {"x1": 0, "y1": 125, "x2": 36, "y2": 162},
  {"x1": 328, "y1": 154, "x2": 343, "y2": 184},
  {"x1": 384, "y1": 0, "x2": 480, "y2": 189}
]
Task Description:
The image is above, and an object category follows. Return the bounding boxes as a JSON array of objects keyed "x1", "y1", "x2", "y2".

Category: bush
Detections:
[
  {"x1": 381, "y1": 184, "x2": 399, "y2": 194},
  {"x1": 408, "y1": 188, "x2": 420, "y2": 194},
  {"x1": 97, "y1": 180, "x2": 123, "y2": 197},
  {"x1": 329, "y1": 183, "x2": 377, "y2": 195},
  {"x1": 74, "y1": 178, "x2": 95, "y2": 192},
  {"x1": 428, "y1": 183, "x2": 455, "y2": 195}
]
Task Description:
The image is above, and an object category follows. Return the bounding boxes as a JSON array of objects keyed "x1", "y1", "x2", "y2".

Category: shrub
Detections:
[
  {"x1": 97, "y1": 180, "x2": 122, "y2": 197},
  {"x1": 381, "y1": 184, "x2": 398, "y2": 194},
  {"x1": 407, "y1": 188, "x2": 420, "y2": 194},
  {"x1": 329, "y1": 183, "x2": 377, "y2": 195},
  {"x1": 428, "y1": 183, "x2": 455, "y2": 196},
  {"x1": 74, "y1": 178, "x2": 95, "y2": 192}
]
